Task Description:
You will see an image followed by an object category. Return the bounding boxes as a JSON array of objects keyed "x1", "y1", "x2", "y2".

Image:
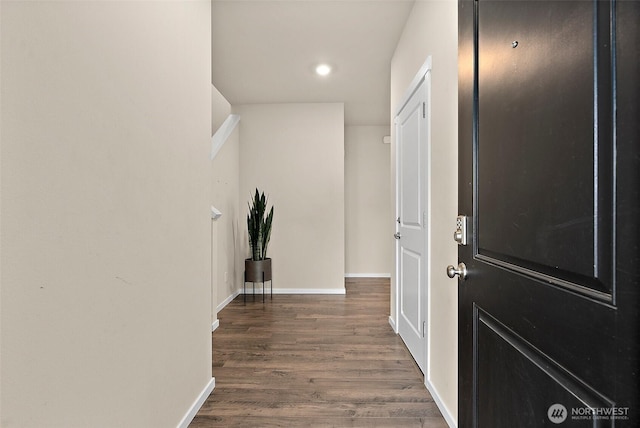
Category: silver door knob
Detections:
[
  {"x1": 394, "y1": 233, "x2": 401, "y2": 240},
  {"x1": 446, "y1": 262, "x2": 467, "y2": 280}
]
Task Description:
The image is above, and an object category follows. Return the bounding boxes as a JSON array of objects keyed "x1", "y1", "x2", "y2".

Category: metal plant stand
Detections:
[{"x1": 244, "y1": 258, "x2": 273, "y2": 303}]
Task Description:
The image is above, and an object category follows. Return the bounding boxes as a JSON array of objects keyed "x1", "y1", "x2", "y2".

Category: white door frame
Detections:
[{"x1": 393, "y1": 56, "x2": 432, "y2": 372}]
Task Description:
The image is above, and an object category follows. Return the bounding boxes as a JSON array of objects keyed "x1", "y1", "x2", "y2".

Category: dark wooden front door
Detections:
[{"x1": 458, "y1": 0, "x2": 639, "y2": 426}]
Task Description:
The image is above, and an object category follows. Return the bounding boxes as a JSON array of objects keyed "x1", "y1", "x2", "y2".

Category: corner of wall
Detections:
[
  {"x1": 390, "y1": 1, "x2": 459, "y2": 426},
  {"x1": 3, "y1": 2, "x2": 213, "y2": 425},
  {"x1": 235, "y1": 103, "x2": 345, "y2": 292},
  {"x1": 211, "y1": 85, "x2": 243, "y2": 315}
]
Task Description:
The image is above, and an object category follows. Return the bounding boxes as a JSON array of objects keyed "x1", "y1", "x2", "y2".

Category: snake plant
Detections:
[{"x1": 247, "y1": 189, "x2": 274, "y2": 261}]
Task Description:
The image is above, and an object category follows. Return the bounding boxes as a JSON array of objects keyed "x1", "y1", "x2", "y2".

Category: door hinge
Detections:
[
  {"x1": 422, "y1": 102, "x2": 426, "y2": 118},
  {"x1": 422, "y1": 321, "x2": 426, "y2": 337}
]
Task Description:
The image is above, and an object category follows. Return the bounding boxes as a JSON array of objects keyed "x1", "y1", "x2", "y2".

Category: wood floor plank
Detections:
[
  {"x1": 190, "y1": 278, "x2": 448, "y2": 427},
  {"x1": 190, "y1": 416, "x2": 448, "y2": 428}
]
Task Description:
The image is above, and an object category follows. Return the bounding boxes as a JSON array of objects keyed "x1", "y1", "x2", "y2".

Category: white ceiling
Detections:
[{"x1": 212, "y1": 0, "x2": 415, "y2": 126}]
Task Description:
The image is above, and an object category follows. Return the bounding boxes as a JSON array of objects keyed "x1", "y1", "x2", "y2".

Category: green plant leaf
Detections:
[
  {"x1": 261, "y1": 206, "x2": 274, "y2": 259},
  {"x1": 247, "y1": 188, "x2": 274, "y2": 261}
]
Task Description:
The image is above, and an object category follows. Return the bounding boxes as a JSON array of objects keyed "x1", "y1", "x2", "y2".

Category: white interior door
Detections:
[{"x1": 395, "y1": 74, "x2": 429, "y2": 374}]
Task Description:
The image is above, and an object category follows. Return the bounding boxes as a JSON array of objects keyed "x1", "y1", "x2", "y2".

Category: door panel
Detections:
[
  {"x1": 401, "y1": 248, "x2": 421, "y2": 336},
  {"x1": 477, "y1": 0, "x2": 612, "y2": 299},
  {"x1": 396, "y1": 76, "x2": 429, "y2": 373},
  {"x1": 458, "y1": 0, "x2": 639, "y2": 426},
  {"x1": 401, "y1": 107, "x2": 422, "y2": 227},
  {"x1": 476, "y1": 308, "x2": 614, "y2": 428}
]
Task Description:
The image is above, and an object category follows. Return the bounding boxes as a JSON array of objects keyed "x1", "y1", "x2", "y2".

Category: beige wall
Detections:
[
  {"x1": 1, "y1": 2, "x2": 212, "y2": 426},
  {"x1": 0, "y1": 0, "x2": 3, "y2": 422},
  {"x1": 345, "y1": 126, "x2": 392, "y2": 276},
  {"x1": 391, "y1": 0, "x2": 459, "y2": 425},
  {"x1": 211, "y1": 85, "x2": 242, "y2": 314},
  {"x1": 235, "y1": 103, "x2": 345, "y2": 292}
]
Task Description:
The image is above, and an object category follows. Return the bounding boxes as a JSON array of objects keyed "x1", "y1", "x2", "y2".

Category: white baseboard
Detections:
[
  {"x1": 345, "y1": 273, "x2": 391, "y2": 278},
  {"x1": 426, "y1": 378, "x2": 457, "y2": 428},
  {"x1": 177, "y1": 377, "x2": 215, "y2": 428},
  {"x1": 211, "y1": 319, "x2": 220, "y2": 332},
  {"x1": 216, "y1": 289, "x2": 241, "y2": 313},
  {"x1": 388, "y1": 316, "x2": 397, "y2": 333},
  {"x1": 273, "y1": 288, "x2": 345, "y2": 294},
  {"x1": 217, "y1": 287, "x2": 346, "y2": 311},
  {"x1": 242, "y1": 287, "x2": 346, "y2": 295}
]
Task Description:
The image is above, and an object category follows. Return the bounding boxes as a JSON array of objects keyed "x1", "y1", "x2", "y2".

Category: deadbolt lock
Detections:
[{"x1": 454, "y1": 215, "x2": 469, "y2": 245}]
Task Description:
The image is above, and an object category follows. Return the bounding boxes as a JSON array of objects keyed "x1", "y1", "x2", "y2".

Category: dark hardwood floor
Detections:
[{"x1": 190, "y1": 278, "x2": 448, "y2": 427}]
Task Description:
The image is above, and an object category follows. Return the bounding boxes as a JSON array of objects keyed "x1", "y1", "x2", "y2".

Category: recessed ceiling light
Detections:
[{"x1": 315, "y1": 64, "x2": 332, "y2": 76}]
